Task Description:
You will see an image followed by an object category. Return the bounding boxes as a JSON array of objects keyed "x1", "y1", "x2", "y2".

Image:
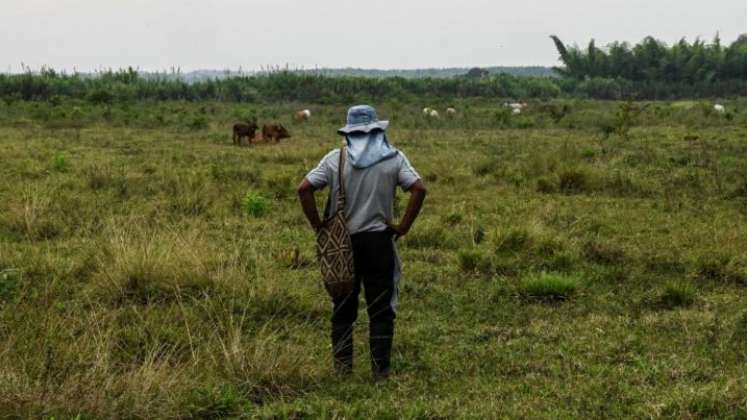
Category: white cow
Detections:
[
  {"x1": 504, "y1": 102, "x2": 527, "y2": 115},
  {"x1": 294, "y1": 109, "x2": 311, "y2": 121},
  {"x1": 429, "y1": 109, "x2": 440, "y2": 118},
  {"x1": 446, "y1": 107, "x2": 457, "y2": 115},
  {"x1": 714, "y1": 104, "x2": 726, "y2": 113},
  {"x1": 423, "y1": 107, "x2": 432, "y2": 115}
]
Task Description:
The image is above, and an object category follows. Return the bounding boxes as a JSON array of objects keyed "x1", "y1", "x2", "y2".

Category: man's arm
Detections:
[
  {"x1": 298, "y1": 178, "x2": 323, "y2": 231},
  {"x1": 389, "y1": 180, "x2": 427, "y2": 238}
]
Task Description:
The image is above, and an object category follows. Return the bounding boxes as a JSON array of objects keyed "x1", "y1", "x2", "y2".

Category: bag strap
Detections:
[{"x1": 336, "y1": 144, "x2": 347, "y2": 209}]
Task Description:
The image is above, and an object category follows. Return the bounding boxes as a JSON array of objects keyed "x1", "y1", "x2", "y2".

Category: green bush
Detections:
[
  {"x1": 52, "y1": 153, "x2": 70, "y2": 172},
  {"x1": 558, "y1": 168, "x2": 589, "y2": 194},
  {"x1": 655, "y1": 281, "x2": 697, "y2": 309},
  {"x1": 243, "y1": 191, "x2": 269, "y2": 218},
  {"x1": 457, "y1": 250, "x2": 491, "y2": 273},
  {"x1": 518, "y1": 272, "x2": 579, "y2": 301}
]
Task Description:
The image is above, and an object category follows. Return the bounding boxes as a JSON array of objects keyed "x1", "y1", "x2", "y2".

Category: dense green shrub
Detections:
[
  {"x1": 243, "y1": 192, "x2": 269, "y2": 218},
  {"x1": 518, "y1": 272, "x2": 579, "y2": 301},
  {"x1": 654, "y1": 281, "x2": 697, "y2": 309},
  {"x1": 558, "y1": 168, "x2": 590, "y2": 194}
]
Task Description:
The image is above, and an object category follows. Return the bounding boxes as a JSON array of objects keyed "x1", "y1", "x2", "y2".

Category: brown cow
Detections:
[
  {"x1": 262, "y1": 124, "x2": 291, "y2": 143},
  {"x1": 233, "y1": 122, "x2": 258, "y2": 146}
]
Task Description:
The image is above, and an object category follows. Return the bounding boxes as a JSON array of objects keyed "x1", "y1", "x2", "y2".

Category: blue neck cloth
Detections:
[{"x1": 345, "y1": 130, "x2": 398, "y2": 169}]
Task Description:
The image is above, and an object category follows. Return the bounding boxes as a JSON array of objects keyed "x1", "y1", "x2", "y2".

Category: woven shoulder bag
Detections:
[{"x1": 316, "y1": 145, "x2": 355, "y2": 299}]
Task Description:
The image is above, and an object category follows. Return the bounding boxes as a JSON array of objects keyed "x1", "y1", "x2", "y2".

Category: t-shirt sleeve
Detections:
[
  {"x1": 397, "y1": 152, "x2": 421, "y2": 191},
  {"x1": 305, "y1": 151, "x2": 334, "y2": 189}
]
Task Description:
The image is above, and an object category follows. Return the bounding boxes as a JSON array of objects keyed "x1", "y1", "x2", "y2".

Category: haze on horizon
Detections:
[{"x1": 3, "y1": 0, "x2": 746, "y2": 74}]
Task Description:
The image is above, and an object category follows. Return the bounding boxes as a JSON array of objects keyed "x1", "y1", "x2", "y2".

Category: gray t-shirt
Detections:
[{"x1": 305, "y1": 149, "x2": 421, "y2": 234}]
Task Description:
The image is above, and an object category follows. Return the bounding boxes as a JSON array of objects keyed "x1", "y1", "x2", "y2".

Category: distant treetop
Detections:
[{"x1": 550, "y1": 34, "x2": 747, "y2": 83}]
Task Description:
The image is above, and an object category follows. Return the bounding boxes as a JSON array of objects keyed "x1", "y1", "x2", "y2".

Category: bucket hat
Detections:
[{"x1": 337, "y1": 105, "x2": 389, "y2": 135}]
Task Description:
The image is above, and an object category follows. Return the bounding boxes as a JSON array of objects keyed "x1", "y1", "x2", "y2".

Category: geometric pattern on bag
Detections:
[{"x1": 316, "y1": 144, "x2": 355, "y2": 300}]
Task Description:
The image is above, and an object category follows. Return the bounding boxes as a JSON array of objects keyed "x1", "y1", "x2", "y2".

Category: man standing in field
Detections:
[{"x1": 297, "y1": 105, "x2": 427, "y2": 380}]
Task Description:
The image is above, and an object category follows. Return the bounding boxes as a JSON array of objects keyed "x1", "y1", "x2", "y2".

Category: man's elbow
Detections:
[
  {"x1": 297, "y1": 179, "x2": 315, "y2": 197},
  {"x1": 409, "y1": 180, "x2": 427, "y2": 195}
]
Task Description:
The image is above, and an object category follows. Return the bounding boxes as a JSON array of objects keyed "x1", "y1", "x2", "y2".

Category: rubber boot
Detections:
[
  {"x1": 369, "y1": 322, "x2": 393, "y2": 380},
  {"x1": 331, "y1": 323, "x2": 353, "y2": 376}
]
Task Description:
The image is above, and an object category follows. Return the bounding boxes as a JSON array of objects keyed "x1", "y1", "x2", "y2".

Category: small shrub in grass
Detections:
[
  {"x1": 473, "y1": 159, "x2": 499, "y2": 176},
  {"x1": 536, "y1": 176, "x2": 558, "y2": 194},
  {"x1": 695, "y1": 253, "x2": 747, "y2": 285},
  {"x1": 558, "y1": 168, "x2": 589, "y2": 194},
  {"x1": 457, "y1": 250, "x2": 491, "y2": 273},
  {"x1": 52, "y1": 153, "x2": 70, "y2": 172},
  {"x1": 519, "y1": 272, "x2": 579, "y2": 302},
  {"x1": 243, "y1": 191, "x2": 269, "y2": 218},
  {"x1": 654, "y1": 281, "x2": 697, "y2": 309},
  {"x1": 496, "y1": 228, "x2": 531, "y2": 254}
]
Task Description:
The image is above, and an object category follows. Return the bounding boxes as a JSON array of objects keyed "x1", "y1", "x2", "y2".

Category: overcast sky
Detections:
[{"x1": 3, "y1": 0, "x2": 746, "y2": 73}]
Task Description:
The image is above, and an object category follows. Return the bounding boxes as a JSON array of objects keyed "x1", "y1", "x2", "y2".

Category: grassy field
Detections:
[{"x1": 1, "y1": 98, "x2": 747, "y2": 418}]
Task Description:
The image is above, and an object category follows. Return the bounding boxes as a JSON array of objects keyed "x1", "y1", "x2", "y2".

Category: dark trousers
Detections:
[{"x1": 331, "y1": 231, "x2": 397, "y2": 374}]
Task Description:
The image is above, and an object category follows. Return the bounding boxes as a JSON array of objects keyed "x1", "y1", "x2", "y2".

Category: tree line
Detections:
[
  {"x1": 2, "y1": 34, "x2": 747, "y2": 103},
  {"x1": 0, "y1": 68, "x2": 561, "y2": 103},
  {"x1": 551, "y1": 34, "x2": 747, "y2": 83}
]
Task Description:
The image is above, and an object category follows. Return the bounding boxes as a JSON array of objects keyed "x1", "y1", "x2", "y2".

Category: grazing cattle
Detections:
[
  {"x1": 294, "y1": 109, "x2": 311, "y2": 121},
  {"x1": 446, "y1": 107, "x2": 457, "y2": 115},
  {"x1": 504, "y1": 102, "x2": 527, "y2": 115},
  {"x1": 423, "y1": 107, "x2": 432, "y2": 115},
  {"x1": 714, "y1": 104, "x2": 726, "y2": 113},
  {"x1": 428, "y1": 109, "x2": 440, "y2": 118},
  {"x1": 232, "y1": 122, "x2": 258, "y2": 146},
  {"x1": 262, "y1": 124, "x2": 291, "y2": 142}
]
